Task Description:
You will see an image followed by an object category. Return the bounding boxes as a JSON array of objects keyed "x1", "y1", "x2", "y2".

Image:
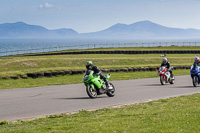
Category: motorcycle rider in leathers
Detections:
[
  {"x1": 86, "y1": 61, "x2": 109, "y2": 87},
  {"x1": 193, "y1": 57, "x2": 200, "y2": 66},
  {"x1": 161, "y1": 58, "x2": 173, "y2": 78}
]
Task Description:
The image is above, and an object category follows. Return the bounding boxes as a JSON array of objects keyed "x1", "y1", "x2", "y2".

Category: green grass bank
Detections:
[
  {"x1": 0, "y1": 46, "x2": 197, "y2": 89},
  {"x1": 0, "y1": 53, "x2": 195, "y2": 78}
]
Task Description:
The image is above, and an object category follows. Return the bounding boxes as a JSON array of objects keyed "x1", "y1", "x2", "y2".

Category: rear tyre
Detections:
[
  {"x1": 160, "y1": 76, "x2": 166, "y2": 85},
  {"x1": 106, "y1": 82, "x2": 115, "y2": 97},
  {"x1": 192, "y1": 76, "x2": 199, "y2": 87},
  {"x1": 86, "y1": 84, "x2": 97, "y2": 98}
]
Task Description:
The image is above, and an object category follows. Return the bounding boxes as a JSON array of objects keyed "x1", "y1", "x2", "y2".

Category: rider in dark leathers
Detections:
[
  {"x1": 161, "y1": 58, "x2": 173, "y2": 78},
  {"x1": 193, "y1": 57, "x2": 200, "y2": 66},
  {"x1": 86, "y1": 61, "x2": 109, "y2": 87}
]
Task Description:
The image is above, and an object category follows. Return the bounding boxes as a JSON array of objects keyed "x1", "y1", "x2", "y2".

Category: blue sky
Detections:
[{"x1": 0, "y1": 0, "x2": 200, "y2": 33}]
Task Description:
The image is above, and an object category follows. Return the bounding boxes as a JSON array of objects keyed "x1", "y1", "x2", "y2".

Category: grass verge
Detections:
[
  {"x1": 0, "y1": 69, "x2": 189, "y2": 90},
  {"x1": 0, "y1": 93, "x2": 199, "y2": 132}
]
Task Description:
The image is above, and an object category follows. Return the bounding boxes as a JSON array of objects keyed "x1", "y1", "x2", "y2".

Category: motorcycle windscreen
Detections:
[
  {"x1": 159, "y1": 66, "x2": 165, "y2": 72},
  {"x1": 85, "y1": 70, "x2": 92, "y2": 75}
]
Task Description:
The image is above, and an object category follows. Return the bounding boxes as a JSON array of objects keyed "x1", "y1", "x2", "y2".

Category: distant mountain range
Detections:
[
  {"x1": 1, "y1": 21, "x2": 200, "y2": 39},
  {"x1": 0, "y1": 22, "x2": 78, "y2": 38}
]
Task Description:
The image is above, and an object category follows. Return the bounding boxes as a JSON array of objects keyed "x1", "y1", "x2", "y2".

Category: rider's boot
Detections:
[
  {"x1": 105, "y1": 80, "x2": 108, "y2": 86},
  {"x1": 104, "y1": 80, "x2": 110, "y2": 89},
  {"x1": 101, "y1": 74, "x2": 111, "y2": 89},
  {"x1": 170, "y1": 72, "x2": 174, "y2": 78}
]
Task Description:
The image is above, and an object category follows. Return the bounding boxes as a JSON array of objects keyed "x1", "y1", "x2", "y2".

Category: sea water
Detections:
[{"x1": 0, "y1": 38, "x2": 200, "y2": 56}]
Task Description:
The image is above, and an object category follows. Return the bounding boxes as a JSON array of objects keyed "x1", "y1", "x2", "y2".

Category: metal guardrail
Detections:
[{"x1": 1, "y1": 41, "x2": 200, "y2": 57}]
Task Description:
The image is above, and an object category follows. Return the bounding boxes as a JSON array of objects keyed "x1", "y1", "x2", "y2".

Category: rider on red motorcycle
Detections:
[{"x1": 161, "y1": 58, "x2": 173, "y2": 78}]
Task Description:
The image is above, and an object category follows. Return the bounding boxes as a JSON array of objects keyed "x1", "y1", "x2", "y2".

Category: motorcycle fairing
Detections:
[{"x1": 91, "y1": 76, "x2": 104, "y2": 89}]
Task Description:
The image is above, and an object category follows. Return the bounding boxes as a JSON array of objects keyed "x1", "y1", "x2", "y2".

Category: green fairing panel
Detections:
[
  {"x1": 89, "y1": 71, "x2": 94, "y2": 76},
  {"x1": 90, "y1": 84, "x2": 94, "y2": 89},
  {"x1": 106, "y1": 74, "x2": 111, "y2": 80},
  {"x1": 91, "y1": 77, "x2": 102, "y2": 89}
]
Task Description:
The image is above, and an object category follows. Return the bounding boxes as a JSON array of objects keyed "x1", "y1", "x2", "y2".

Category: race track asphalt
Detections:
[{"x1": 0, "y1": 75, "x2": 199, "y2": 121}]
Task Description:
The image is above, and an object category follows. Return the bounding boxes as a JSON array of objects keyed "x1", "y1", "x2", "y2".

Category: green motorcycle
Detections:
[{"x1": 83, "y1": 70, "x2": 115, "y2": 99}]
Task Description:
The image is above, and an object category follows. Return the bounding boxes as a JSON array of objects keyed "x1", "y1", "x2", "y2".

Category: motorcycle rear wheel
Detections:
[
  {"x1": 160, "y1": 76, "x2": 166, "y2": 85},
  {"x1": 106, "y1": 82, "x2": 115, "y2": 97},
  {"x1": 86, "y1": 84, "x2": 97, "y2": 98},
  {"x1": 192, "y1": 76, "x2": 199, "y2": 87}
]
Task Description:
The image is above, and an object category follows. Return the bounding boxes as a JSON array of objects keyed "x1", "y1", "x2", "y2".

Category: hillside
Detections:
[
  {"x1": 1, "y1": 21, "x2": 200, "y2": 39},
  {"x1": 0, "y1": 22, "x2": 78, "y2": 38}
]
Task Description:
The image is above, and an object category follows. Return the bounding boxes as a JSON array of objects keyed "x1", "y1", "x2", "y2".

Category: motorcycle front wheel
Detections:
[
  {"x1": 192, "y1": 76, "x2": 199, "y2": 87},
  {"x1": 86, "y1": 84, "x2": 97, "y2": 98},
  {"x1": 106, "y1": 82, "x2": 115, "y2": 97},
  {"x1": 160, "y1": 76, "x2": 166, "y2": 85}
]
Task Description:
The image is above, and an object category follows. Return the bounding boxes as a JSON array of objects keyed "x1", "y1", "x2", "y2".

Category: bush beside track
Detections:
[{"x1": 3, "y1": 65, "x2": 191, "y2": 79}]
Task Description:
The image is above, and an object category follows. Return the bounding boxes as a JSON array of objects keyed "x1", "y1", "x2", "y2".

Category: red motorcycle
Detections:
[{"x1": 158, "y1": 66, "x2": 175, "y2": 85}]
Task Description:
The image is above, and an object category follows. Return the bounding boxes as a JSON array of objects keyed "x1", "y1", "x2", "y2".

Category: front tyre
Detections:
[
  {"x1": 160, "y1": 76, "x2": 166, "y2": 85},
  {"x1": 192, "y1": 76, "x2": 199, "y2": 87},
  {"x1": 106, "y1": 82, "x2": 115, "y2": 97},
  {"x1": 86, "y1": 84, "x2": 97, "y2": 98}
]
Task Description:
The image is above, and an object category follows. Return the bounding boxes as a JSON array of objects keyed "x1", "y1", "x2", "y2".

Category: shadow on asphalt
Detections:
[
  {"x1": 143, "y1": 84, "x2": 195, "y2": 88},
  {"x1": 142, "y1": 84, "x2": 166, "y2": 86},
  {"x1": 172, "y1": 86, "x2": 194, "y2": 88},
  {"x1": 56, "y1": 96, "x2": 108, "y2": 100}
]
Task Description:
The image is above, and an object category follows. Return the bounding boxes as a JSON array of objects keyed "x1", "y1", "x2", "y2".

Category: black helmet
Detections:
[{"x1": 86, "y1": 61, "x2": 93, "y2": 69}]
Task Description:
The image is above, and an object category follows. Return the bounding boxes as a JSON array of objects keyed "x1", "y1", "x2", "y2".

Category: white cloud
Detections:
[
  {"x1": 40, "y1": 4, "x2": 44, "y2": 8},
  {"x1": 45, "y1": 3, "x2": 53, "y2": 8},
  {"x1": 39, "y1": 3, "x2": 54, "y2": 9}
]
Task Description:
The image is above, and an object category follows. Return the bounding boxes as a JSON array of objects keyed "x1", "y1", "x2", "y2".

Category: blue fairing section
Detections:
[{"x1": 190, "y1": 65, "x2": 200, "y2": 79}]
